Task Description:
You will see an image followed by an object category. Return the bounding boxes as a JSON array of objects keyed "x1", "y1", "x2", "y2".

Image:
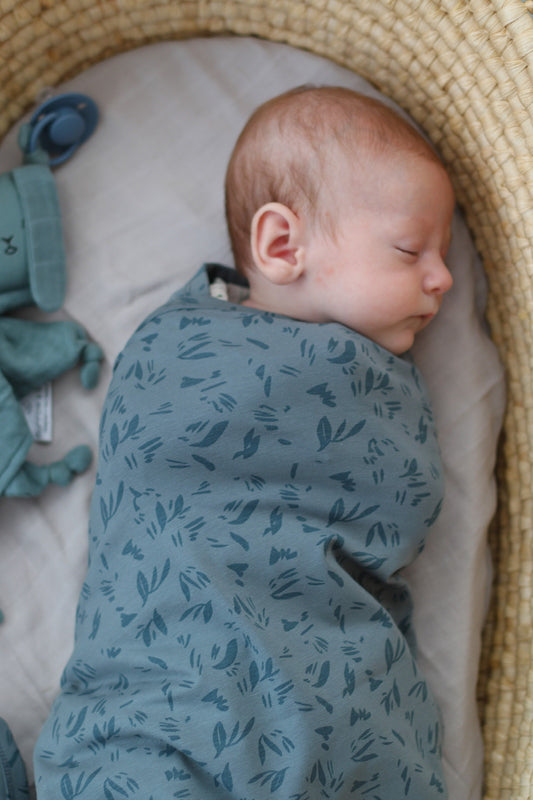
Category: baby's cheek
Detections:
[{"x1": 316, "y1": 263, "x2": 336, "y2": 285}]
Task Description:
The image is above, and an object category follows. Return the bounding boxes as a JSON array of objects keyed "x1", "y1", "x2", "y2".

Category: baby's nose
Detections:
[{"x1": 424, "y1": 259, "x2": 453, "y2": 294}]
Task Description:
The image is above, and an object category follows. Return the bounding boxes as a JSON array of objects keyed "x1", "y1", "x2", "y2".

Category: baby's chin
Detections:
[
  {"x1": 374, "y1": 328, "x2": 419, "y2": 356},
  {"x1": 388, "y1": 316, "x2": 438, "y2": 355}
]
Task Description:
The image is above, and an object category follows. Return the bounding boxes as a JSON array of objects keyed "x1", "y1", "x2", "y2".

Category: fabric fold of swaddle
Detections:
[{"x1": 35, "y1": 264, "x2": 447, "y2": 799}]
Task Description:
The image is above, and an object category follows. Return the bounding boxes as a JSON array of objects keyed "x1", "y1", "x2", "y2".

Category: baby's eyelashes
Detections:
[{"x1": 395, "y1": 246, "x2": 419, "y2": 257}]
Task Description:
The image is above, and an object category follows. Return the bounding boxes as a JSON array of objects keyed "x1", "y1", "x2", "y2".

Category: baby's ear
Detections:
[{"x1": 251, "y1": 202, "x2": 305, "y2": 284}]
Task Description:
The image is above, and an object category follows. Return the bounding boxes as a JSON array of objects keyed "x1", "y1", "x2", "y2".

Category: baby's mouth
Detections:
[{"x1": 413, "y1": 312, "x2": 436, "y2": 330}]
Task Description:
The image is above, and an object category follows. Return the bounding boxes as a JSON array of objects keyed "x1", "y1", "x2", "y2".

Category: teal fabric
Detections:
[
  {"x1": 0, "y1": 371, "x2": 33, "y2": 496},
  {"x1": 0, "y1": 719, "x2": 29, "y2": 800},
  {"x1": 0, "y1": 318, "x2": 102, "y2": 497},
  {"x1": 2, "y1": 444, "x2": 92, "y2": 498},
  {"x1": 0, "y1": 153, "x2": 102, "y2": 499},
  {"x1": 0, "y1": 360, "x2": 93, "y2": 496},
  {"x1": 11, "y1": 165, "x2": 66, "y2": 312},
  {"x1": 35, "y1": 265, "x2": 447, "y2": 798},
  {"x1": 0, "y1": 317, "x2": 102, "y2": 398},
  {"x1": 0, "y1": 173, "x2": 28, "y2": 296},
  {"x1": 0, "y1": 164, "x2": 65, "y2": 314}
]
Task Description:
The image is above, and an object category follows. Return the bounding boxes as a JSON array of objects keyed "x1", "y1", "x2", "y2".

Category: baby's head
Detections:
[{"x1": 225, "y1": 86, "x2": 455, "y2": 354}]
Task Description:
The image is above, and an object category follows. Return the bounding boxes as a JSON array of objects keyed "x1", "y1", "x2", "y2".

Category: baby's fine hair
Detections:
[{"x1": 224, "y1": 85, "x2": 442, "y2": 273}]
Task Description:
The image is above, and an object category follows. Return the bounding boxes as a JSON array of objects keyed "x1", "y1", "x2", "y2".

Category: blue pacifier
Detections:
[{"x1": 21, "y1": 93, "x2": 99, "y2": 166}]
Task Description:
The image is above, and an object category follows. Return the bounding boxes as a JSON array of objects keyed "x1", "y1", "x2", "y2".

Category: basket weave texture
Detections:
[{"x1": 1, "y1": 1, "x2": 532, "y2": 797}]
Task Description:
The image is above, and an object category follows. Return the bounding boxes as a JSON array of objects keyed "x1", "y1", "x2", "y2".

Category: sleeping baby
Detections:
[{"x1": 34, "y1": 86, "x2": 454, "y2": 799}]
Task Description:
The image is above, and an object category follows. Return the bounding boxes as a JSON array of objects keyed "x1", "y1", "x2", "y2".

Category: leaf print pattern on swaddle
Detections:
[{"x1": 34, "y1": 264, "x2": 447, "y2": 799}]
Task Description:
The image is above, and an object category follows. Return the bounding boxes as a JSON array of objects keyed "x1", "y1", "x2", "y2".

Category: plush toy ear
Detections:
[{"x1": 250, "y1": 202, "x2": 305, "y2": 285}]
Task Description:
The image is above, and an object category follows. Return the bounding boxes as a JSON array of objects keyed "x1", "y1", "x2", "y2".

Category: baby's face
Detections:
[{"x1": 301, "y1": 152, "x2": 455, "y2": 354}]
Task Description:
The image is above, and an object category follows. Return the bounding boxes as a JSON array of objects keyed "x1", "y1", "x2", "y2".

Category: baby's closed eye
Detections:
[{"x1": 395, "y1": 246, "x2": 419, "y2": 257}]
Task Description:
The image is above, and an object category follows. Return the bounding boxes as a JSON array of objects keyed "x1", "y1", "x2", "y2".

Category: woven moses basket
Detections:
[{"x1": 1, "y1": 1, "x2": 532, "y2": 797}]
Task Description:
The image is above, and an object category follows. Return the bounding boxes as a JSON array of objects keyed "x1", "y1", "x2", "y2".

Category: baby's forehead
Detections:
[{"x1": 320, "y1": 146, "x2": 452, "y2": 215}]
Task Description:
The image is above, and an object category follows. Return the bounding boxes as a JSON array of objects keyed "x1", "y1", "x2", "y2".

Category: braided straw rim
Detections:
[{"x1": 1, "y1": 1, "x2": 532, "y2": 796}]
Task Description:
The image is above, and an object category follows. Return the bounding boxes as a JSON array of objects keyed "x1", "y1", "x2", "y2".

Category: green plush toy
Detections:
[
  {"x1": 0, "y1": 93, "x2": 102, "y2": 498},
  {"x1": 0, "y1": 717, "x2": 28, "y2": 800},
  {"x1": 0, "y1": 98, "x2": 102, "y2": 791}
]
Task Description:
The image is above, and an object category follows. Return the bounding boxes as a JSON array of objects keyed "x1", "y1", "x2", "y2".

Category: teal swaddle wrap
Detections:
[{"x1": 35, "y1": 264, "x2": 447, "y2": 799}]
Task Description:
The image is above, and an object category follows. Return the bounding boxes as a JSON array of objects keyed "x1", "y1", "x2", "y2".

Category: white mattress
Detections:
[{"x1": 0, "y1": 36, "x2": 505, "y2": 799}]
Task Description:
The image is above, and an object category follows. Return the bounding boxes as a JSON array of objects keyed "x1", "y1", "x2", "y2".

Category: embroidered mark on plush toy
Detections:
[{"x1": 1, "y1": 236, "x2": 17, "y2": 255}]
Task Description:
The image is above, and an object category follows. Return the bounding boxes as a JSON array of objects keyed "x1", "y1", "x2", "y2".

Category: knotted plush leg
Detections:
[
  {"x1": 2, "y1": 444, "x2": 92, "y2": 498},
  {"x1": 0, "y1": 718, "x2": 29, "y2": 800},
  {"x1": 0, "y1": 359, "x2": 96, "y2": 498},
  {"x1": 0, "y1": 317, "x2": 103, "y2": 398}
]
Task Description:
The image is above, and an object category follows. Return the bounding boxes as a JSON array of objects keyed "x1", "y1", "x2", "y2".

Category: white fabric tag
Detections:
[
  {"x1": 20, "y1": 382, "x2": 53, "y2": 442},
  {"x1": 209, "y1": 276, "x2": 229, "y2": 301}
]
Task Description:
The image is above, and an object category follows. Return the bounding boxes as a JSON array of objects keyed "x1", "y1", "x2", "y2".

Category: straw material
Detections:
[{"x1": 0, "y1": 1, "x2": 532, "y2": 796}]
